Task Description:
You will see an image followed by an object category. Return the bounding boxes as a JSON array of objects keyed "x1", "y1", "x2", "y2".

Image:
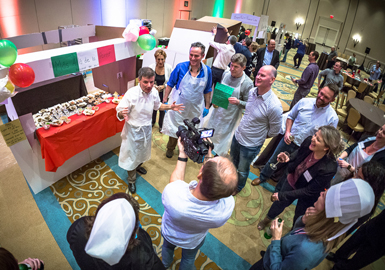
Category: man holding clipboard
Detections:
[{"x1": 207, "y1": 53, "x2": 253, "y2": 156}]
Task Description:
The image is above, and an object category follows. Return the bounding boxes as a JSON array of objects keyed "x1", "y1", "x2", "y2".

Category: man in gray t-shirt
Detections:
[
  {"x1": 318, "y1": 61, "x2": 344, "y2": 90},
  {"x1": 207, "y1": 53, "x2": 253, "y2": 156}
]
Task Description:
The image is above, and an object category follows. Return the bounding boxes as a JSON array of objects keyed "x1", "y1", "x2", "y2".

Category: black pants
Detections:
[
  {"x1": 249, "y1": 258, "x2": 264, "y2": 270},
  {"x1": 266, "y1": 178, "x2": 310, "y2": 225},
  {"x1": 211, "y1": 66, "x2": 225, "y2": 90},
  {"x1": 326, "y1": 60, "x2": 335, "y2": 69},
  {"x1": 332, "y1": 227, "x2": 385, "y2": 270},
  {"x1": 293, "y1": 53, "x2": 304, "y2": 67},
  {"x1": 152, "y1": 91, "x2": 165, "y2": 129}
]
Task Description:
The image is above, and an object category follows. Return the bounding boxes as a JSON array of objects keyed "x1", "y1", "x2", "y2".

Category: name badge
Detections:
[
  {"x1": 199, "y1": 81, "x2": 205, "y2": 87},
  {"x1": 303, "y1": 170, "x2": 312, "y2": 182}
]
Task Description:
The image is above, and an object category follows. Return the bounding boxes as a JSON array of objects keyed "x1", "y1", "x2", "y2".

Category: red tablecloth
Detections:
[{"x1": 36, "y1": 100, "x2": 124, "y2": 172}]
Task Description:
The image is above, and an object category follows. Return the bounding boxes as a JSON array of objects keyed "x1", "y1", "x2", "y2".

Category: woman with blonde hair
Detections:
[
  {"x1": 258, "y1": 125, "x2": 345, "y2": 231},
  {"x1": 149, "y1": 49, "x2": 173, "y2": 132},
  {"x1": 250, "y1": 178, "x2": 375, "y2": 270}
]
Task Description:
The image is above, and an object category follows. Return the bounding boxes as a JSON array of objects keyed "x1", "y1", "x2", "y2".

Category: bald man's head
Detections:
[
  {"x1": 255, "y1": 65, "x2": 277, "y2": 90},
  {"x1": 199, "y1": 157, "x2": 238, "y2": 200}
]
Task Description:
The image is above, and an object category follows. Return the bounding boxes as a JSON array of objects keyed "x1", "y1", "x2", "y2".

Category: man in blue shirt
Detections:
[
  {"x1": 253, "y1": 39, "x2": 280, "y2": 80},
  {"x1": 369, "y1": 61, "x2": 382, "y2": 82},
  {"x1": 162, "y1": 42, "x2": 212, "y2": 158},
  {"x1": 293, "y1": 39, "x2": 307, "y2": 68}
]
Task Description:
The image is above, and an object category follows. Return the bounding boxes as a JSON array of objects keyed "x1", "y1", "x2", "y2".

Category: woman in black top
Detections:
[
  {"x1": 257, "y1": 126, "x2": 344, "y2": 230},
  {"x1": 150, "y1": 50, "x2": 172, "y2": 132},
  {"x1": 67, "y1": 193, "x2": 165, "y2": 270}
]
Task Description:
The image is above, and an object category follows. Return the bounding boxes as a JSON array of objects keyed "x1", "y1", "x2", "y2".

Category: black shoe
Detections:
[
  {"x1": 260, "y1": 251, "x2": 266, "y2": 257},
  {"x1": 166, "y1": 150, "x2": 174, "y2": 158},
  {"x1": 128, "y1": 183, "x2": 136, "y2": 194},
  {"x1": 326, "y1": 252, "x2": 337, "y2": 262},
  {"x1": 136, "y1": 166, "x2": 147, "y2": 174}
]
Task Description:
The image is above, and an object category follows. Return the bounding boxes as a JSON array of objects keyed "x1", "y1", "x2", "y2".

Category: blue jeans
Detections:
[
  {"x1": 259, "y1": 136, "x2": 299, "y2": 183},
  {"x1": 230, "y1": 136, "x2": 262, "y2": 192},
  {"x1": 162, "y1": 236, "x2": 205, "y2": 270},
  {"x1": 282, "y1": 48, "x2": 290, "y2": 62}
]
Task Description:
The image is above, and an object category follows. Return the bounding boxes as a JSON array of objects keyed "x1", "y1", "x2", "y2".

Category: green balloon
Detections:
[
  {"x1": 0, "y1": 40, "x2": 18, "y2": 67},
  {"x1": 137, "y1": 34, "x2": 156, "y2": 51}
]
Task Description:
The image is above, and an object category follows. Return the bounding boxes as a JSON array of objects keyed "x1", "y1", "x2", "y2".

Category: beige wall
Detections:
[{"x1": 0, "y1": 0, "x2": 384, "y2": 64}]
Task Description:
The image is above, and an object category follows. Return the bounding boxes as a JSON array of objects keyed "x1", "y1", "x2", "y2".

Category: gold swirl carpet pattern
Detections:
[{"x1": 50, "y1": 158, "x2": 220, "y2": 270}]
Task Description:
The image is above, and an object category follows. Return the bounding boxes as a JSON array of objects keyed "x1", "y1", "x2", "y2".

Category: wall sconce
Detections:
[
  {"x1": 295, "y1": 18, "x2": 304, "y2": 30},
  {"x1": 352, "y1": 34, "x2": 361, "y2": 47}
]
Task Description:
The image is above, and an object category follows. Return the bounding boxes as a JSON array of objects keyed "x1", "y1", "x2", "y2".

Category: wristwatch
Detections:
[
  {"x1": 347, "y1": 165, "x2": 352, "y2": 171},
  {"x1": 178, "y1": 157, "x2": 188, "y2": 162}
]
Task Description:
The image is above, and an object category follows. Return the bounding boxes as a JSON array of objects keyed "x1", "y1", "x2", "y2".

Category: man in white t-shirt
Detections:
[{"x1": 161, "y1": 138, "x2": 238, "y2": 269}]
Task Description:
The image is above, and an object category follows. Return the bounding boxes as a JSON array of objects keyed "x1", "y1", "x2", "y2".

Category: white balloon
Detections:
[
  {"x1": 122, "y1": 23, "x2": 140, "y2": 42},
  {"x1": 150, "y1": 29, "x2": 157, "y2": 36}
]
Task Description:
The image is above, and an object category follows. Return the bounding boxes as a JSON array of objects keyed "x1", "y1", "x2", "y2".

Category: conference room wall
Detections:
[
  {"x1": 1, "y1": 0, "x2": 383, "y2": 63},
  {"x1": 345, "y1": 0, "x2": 385, "y2": 65}
]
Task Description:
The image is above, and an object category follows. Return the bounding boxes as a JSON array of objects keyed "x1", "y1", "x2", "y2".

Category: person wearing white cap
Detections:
[
  {"x1": 67, "y1": 193, "x2": 165, "y2": 270},
  {"x1": 249, "y1": 178, "x2": 375, "y2": 270}
]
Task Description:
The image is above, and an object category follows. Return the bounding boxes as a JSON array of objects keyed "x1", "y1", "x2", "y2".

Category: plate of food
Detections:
[
  {"x1": 112, "y1": 98, "x2": 120, "y2": 104},
  {"x1": 77, "y1": 102, "x2": 87, "y2": 107},
  {"x1": 83, "y1": 109, "x2": 95, "y2": 116},
  {"x1": 51, "y1": 120, "x2": 64, "y2": 126}
]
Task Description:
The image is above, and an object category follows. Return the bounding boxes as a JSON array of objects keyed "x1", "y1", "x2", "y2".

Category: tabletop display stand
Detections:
[{"x1": 2, "y1": 25, "x2": 143, "y2": 193}]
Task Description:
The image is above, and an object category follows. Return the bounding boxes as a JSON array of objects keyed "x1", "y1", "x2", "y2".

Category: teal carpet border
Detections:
[{"x1": 27, "y1": 182, "x2": 80, "y2": 270}]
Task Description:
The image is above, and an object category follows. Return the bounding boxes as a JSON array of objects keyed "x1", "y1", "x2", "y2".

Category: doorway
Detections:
[{"x1": 315, "y1": 26, "x2": 338, "y2": 47}]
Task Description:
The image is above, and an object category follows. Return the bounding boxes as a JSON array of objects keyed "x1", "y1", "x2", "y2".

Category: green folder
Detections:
[{"x1": 212, "y1": 83, "x2": 234, "y2": 109}]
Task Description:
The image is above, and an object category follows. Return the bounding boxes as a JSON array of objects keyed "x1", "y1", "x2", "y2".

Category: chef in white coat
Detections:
[
  {"x1": 162, "y1": 42, "x2": 212, "y2": 158},
  {"x1": 207, "y1": 53, "x2": 253, "y2": 156},
  {"x1": 116, "y1": 67, "x2": 184, "y2": 193}
]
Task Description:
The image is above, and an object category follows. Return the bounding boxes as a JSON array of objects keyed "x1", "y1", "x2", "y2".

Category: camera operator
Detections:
[{"x1": 161, "y1": 138, "x2": 237, "y2": 269}]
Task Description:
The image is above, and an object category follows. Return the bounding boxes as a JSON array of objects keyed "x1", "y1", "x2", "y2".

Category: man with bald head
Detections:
[
  {"x1": 161, "y1": 138, "x2": 237, "y2": 269},
  {"x1": 231, "y1": 65, "x2": 283, "y2": 192}
]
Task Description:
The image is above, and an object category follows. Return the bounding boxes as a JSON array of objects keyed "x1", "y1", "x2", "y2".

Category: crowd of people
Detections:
[{"x1": 2, "y1": 31, "x2": 384, "y2": 270}]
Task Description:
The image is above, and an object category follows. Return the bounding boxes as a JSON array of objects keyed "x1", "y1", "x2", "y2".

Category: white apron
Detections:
[
  {"x1": 162, "y1": 64, "x2": 208, "y2": 138},
  {"x1": 207, "y1": 72, "x2": 245, "y2": 156},
  {"x1": 119, "y1": 123, "x2": 152, "y2": 171},
  {"x1": 337, "y1": 137, "x2": 383, "y2": 179}
]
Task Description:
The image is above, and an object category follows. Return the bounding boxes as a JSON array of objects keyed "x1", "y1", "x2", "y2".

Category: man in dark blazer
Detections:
[{"x1": 253, "y1": 39, "x2": 280, "y2": 80}]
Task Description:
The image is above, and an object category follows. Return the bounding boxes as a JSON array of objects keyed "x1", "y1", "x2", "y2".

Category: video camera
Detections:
[{"x1": 176, "y1": 118, "x2": 215, "y2": 163}]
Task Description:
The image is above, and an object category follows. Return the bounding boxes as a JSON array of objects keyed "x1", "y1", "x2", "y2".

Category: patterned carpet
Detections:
[{"x1": 30, "y1": 48, "x2": 385, "y2": 270}]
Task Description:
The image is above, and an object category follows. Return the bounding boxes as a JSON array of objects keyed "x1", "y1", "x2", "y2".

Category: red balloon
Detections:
[
  {"x1": 139, "y1": 26, "x2": 150, "y2": 36},
  {"x1": 9, "y1": 63, "x2": 35, "y2": 88},
  {"x1": 330, "y1": 15, "x2": 334, "y2": 19}
]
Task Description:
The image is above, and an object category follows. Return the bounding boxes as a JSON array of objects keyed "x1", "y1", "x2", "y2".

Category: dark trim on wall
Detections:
[
  {"x1": 345, "y1": 0, "x2": 360, "y2": 53},
  {"x1": 266, "y1": 0, "x2": 271, "y2": 15},
  {"x1": 337, "y1": 0, "x2": 351, "y2": 50},
  {"x1": 302, "y1": 0, "x2": 312, "y2": 37},
  {"x1": 262, "y1": 0, "x2": 266, "y2": 15},
  {"x1": 308, "y1": 0, "x2": 320, "y2": 39}
]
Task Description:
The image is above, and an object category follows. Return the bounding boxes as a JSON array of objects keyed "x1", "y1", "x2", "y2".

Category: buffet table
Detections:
[{"x1": 36, "y1": 99, "x2": 124, "y2": 172}]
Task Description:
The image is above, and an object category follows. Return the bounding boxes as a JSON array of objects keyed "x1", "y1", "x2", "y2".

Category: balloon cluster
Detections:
[
  {"x1": 0, "y1": 39, "x2": 35, "y2": 92},
  {"x1": 122, "y1": 23, "x2": 156, "y2": 51}
]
